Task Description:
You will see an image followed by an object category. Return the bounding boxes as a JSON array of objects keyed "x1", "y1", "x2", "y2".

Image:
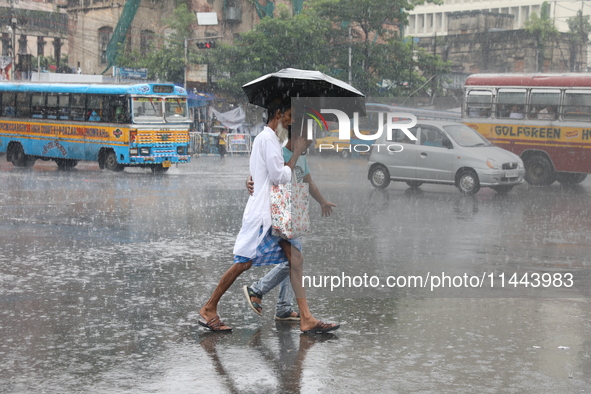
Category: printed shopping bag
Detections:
[{"x1": 270, "y1": 181, "x2": 310, "y2": 239}]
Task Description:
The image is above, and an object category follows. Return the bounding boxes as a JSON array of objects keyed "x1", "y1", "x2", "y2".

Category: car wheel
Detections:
[
  {"x1": 456, "y1": 169, "x2": 480, "y2": 195},
  {"x1": 406, "y1": 180, "x2": 423, "y2": 188},
  {"x1": 104, "y1": 151, "x2": 124, "y2": 172},
  {"x1": 524, "y1": 154, "x2": 556, "y2": 186},
  {"x1": 556, "y1": 172, "x2": 587, "y2": 185},
  {"x1": 492, "y1": 185, "x2": 513, "y2": 194},
  {"x1": 340, "y1": 149, "x2": 351, "y2": 159},
  {"x1": 369, "y1": 165, "x2": 391, "y2": 189}
]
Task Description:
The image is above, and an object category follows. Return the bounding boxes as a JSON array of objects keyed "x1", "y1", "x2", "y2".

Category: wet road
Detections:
[{"x1": 0, "y1": 155, "x2": 590, "y2": 393}]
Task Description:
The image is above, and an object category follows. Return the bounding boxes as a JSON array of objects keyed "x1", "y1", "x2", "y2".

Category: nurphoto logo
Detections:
[{"x1": 296, "y1": 98, "x2": 418, "y2": 154}]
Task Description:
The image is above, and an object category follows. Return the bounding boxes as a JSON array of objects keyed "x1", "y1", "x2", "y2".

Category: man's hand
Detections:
[
  {"x1": 292, "y1": 136, "x2": 309, "y2": 156},
  {"x1": 246, "y1": 175, "x2": 254, "y2": 196},
  {"x1": 320, "y1": 201, "x2": 337, "y2": 217}
]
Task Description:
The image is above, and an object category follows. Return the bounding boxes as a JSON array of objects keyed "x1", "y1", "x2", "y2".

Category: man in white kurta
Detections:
[
  {"x1": 199, "y1": 102, "x2": 339, "y2": 334},
  {"x1": 232, "y1": 125, "x2": 294, "y2": 262}
]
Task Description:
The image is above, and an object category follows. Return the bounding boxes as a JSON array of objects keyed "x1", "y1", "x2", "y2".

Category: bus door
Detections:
[{"x1": 562, "y1": 90, "x2": 591, "y2": 172}]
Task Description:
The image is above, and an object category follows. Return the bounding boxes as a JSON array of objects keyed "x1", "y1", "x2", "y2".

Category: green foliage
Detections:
[
  {"x1": 206, "y1": 7, "x2": 332, "y2": 98},
  {"x1": 567, "y1": 10, "x2": 591, "y2": 43},
  {"x1": 36, "y1": 55, "x2": 70, "y2": 71},
  {"x1": 115, "y1": 0, "x2": 449, "y2": 99},
  {"x1": 209, "y1": 0, "x2": 445, "y2": 99},
  {"x1": 525, "y1": 1, "x2": 557, "y2": 41},
  {"x1": 525, "y1": 1, "x2": 558, "y2": 71}
]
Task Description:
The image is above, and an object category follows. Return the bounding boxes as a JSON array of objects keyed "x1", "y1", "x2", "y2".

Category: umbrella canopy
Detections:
[{"x1": 242, "y1": 68, "x2": 366, "y2": 116}]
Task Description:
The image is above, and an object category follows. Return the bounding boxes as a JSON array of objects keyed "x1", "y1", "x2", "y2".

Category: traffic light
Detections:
[{"x1": 196, "y1": 41, "x2": 217, "y2": 49}]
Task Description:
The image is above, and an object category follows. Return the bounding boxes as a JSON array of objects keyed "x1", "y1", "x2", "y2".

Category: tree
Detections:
[
  {"x1": 567, "y1": 10, "x2": 591, "y2": 71},
  {"x1": 208, "y1": 0, "x2": 446, "y2": 100},
  {"x1": 524, "y1": 1, "x2": 558, "y2": 72},
  {"x1": 309, "y1": 0, "x2": 440, "y2": 95},
  {"x1": 206, "y1": 4, "x2": 331, "y2": 99}
]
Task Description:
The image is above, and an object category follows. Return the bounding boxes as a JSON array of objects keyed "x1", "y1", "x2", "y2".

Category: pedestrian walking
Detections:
[
  {"x1": 198, "y1": 98, "x2": 339, "y2": 334},
  {"x1": 243, "y1": 126, "x2": 336, "y2": 321}
]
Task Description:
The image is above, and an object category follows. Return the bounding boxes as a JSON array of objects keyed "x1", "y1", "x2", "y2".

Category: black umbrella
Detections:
[{"x1": 242, "y1": 68, "x2": 366, "y2": 116}]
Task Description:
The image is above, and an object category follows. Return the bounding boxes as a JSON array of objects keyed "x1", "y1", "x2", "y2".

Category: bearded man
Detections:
[{"x1": 198, "y1": 99, "x2": 339, "y2": 334}]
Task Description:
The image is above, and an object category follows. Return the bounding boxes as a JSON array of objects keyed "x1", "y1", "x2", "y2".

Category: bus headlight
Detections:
[
  {"x1": 177, "y1": 146, "x2": 187, "y2": 154},
  {"x1": 140, "y1": 147, "x2": 150, "y2": 155},
  {"x1": 130, "y1": 148, "x2": 138, "y2": 155},
  {"x1": 486, "y1": 158, "x2": 499, "y2": 169}
]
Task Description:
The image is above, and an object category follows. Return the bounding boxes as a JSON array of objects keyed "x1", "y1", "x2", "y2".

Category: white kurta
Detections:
[{"x1": 233, "y1": 126, "x2": 292, "y2": 259}]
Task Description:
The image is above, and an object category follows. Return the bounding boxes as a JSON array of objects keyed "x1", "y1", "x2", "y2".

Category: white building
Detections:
[
  {"x1": 407, "y1": 0, "x2": 590, "y2": 70},
  {"x1": 407, "y1": 0, "x2": 586, "y2": 36}
]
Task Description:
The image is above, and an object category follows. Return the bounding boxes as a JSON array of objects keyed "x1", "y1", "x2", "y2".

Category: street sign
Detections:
[
  {"x1": 114, "y1": 67, "x2": 148, "y2": 80},
  {"x1": 186, "y1": 64, "x2": 208, "y2": 83}
]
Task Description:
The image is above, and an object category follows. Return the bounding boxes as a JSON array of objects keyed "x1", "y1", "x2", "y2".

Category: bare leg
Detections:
[
  {"x1": 199, "y1": 261, "x2": 252, "y2": 329},
  {"x1": 279, "y1": 240, "x2": 337, "y2": 332}
]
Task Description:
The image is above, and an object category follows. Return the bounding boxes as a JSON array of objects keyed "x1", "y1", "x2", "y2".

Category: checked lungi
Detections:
[{"x1": 234, "y1": 227, "x2": 302, "y2": 267}]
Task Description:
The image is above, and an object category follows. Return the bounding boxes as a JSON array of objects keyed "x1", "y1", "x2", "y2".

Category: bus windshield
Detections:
[
  {"x1": 132, "y1": 97, "x2": 164, "y2": 122},
  {"x1": 443, "y1": 124, "x2": 491, "y2": 147},
  {"x1": 164, "y1": 98, "x2": 189, "y2": 122}
]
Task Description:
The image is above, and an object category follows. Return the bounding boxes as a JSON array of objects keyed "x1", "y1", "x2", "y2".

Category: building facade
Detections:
[
  {"x1": 0, "y1": 0, "x2": 69, "y2": 78},
  {"x1": 407, "y1": 0, "x2": 582, "y2": 36},
  {"x1": 407, "y1": 0, "x2": 590, "y2": 71},
  {"x1": 416, "y1": 11, "x2": 586, "y2": 75},
  {"x1": 65, "y1": 0, "x2": 299, "y2": 76}
]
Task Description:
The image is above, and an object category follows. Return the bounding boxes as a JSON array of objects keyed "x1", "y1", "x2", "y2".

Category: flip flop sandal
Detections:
[
  {"x1": 198, "y1": 315, "x2": 232, "y2": 332},
  {"x1": 243, "y1": 285, "x2": 263, "y2": 316},
  {"x1": 274, "y1": 310, "x2": 301, "y2": 321},
  {"x1": 301, "y1": 321, "x2": 340, "y2": 334}
]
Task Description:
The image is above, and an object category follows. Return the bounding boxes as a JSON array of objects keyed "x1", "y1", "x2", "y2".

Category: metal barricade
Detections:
[
  {"x1": 190, "y1": 133, "x2": 251, "y2": 155},
  {"x1": 227, "y1": 134, "x2": 251, "y2": 154},
  {"x1": 189, "y1": 132, "x2": 201, "y2": 155}
]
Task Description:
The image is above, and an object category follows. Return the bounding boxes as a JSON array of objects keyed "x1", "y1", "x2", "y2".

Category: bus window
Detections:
[
  {"x1": 563, "y1": 91, "x2": 591, "y2": 121},
  {"x1": 31, "y1": 94, "x2": 45, "y2": 119},
  {"x1": 71, "y1": 94, "x2": 85, "y2": 121},
  {"x1": 465, "y1": 90, "x2": 492, "y2": 118},
  {"x1": 47, "y1": 93, "x2": 59, "y2": 119},
  {"x1": 87, "y1": 95, "x2": 104, "y2": 122},
  {"x1": 133, "y1": 97, "x2": 164, "y2": 122},
  {"x1": 110, "y1": 96, "x2": 129, "y2": 123},
  {"x1": 529, "y1": 90, "x2": 560, "y2": 120},
  {"x1": 496, "y1": 89, "x2": 526, "y2": 119},
  {"x1": 16, "y1": 93, "x2": 31, "y2": 118},
  {"x1": 2, "y1": 92, "x2": 15, "y2": 117},
  {"x1": 58, "y1": 94, "x2": 70, "y2": 120},
  {"x1": 164, "y1": 98, "x2": 188, "y2": 121}
]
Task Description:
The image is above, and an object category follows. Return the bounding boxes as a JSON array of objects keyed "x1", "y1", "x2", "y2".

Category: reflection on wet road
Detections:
[{"x1": 0, "y1": 156, "x2": 590, "y2": 392}]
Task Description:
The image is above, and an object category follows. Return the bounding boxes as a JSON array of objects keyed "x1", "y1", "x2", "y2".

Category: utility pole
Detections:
[
  {"x1": 11, "y1": 17, "x2": 16, "y2": 81},
  {"x1": 432, "y1": 33, "x2": 437, "y2": 102},
  {"x1": 348, "y1": 26, "x2": 352, "y2": 85},
  {"x1": 580, "y1": 0, "x2": 586, "y2": 72},
  {"x1": 8, "y1": 0, "x2": 17, "y2": 81},
  {"x1": 184, "y1": 38, "x2": 188, "y2": 89}
]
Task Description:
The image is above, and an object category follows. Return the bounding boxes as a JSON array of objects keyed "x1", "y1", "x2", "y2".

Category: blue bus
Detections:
[{"x1": 0, "y1": 83, "x2": 191, "y2": 172}]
